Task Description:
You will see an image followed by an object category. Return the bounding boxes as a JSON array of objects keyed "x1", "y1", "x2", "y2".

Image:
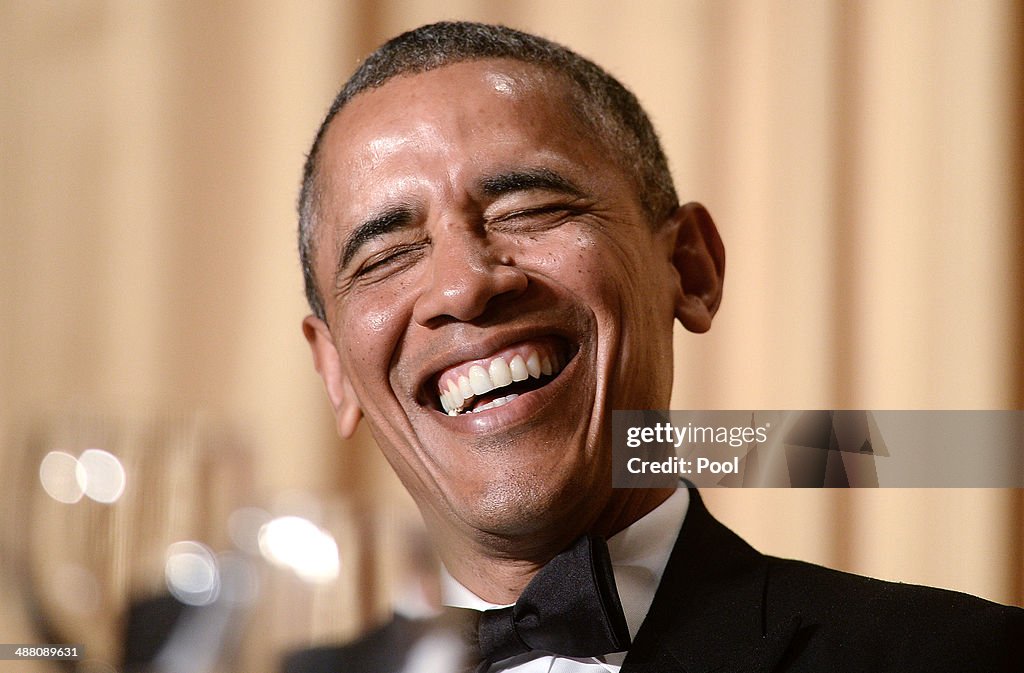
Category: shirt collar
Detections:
[
  {"x1": 441, "y1": 488, "x2": 690, "y2": 640},
  {"x1": 605, "y1": 488, "x2": 689, "y2": 638}
]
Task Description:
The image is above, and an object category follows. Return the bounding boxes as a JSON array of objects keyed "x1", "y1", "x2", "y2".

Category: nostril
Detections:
[{"x1": 412, "y1": 261, "x2": 528, "y2": 326}]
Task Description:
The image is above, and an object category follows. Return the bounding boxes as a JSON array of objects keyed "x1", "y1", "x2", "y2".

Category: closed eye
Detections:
[
  {"x1": 487, "y1": 205, "x2": 585, "y2": 233},
  {"x1": 351, "y1": 242, "x2": 427, "y2": 283}
]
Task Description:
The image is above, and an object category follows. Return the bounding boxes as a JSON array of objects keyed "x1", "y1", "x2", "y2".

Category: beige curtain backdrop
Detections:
[{"x1": 2, "y1": 2, "x2": 1021, "y2": 671}]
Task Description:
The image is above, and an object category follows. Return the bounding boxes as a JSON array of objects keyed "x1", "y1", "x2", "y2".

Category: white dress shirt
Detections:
[{"x1": 441, "y1": 489, "x2": 690, "y2": 673}]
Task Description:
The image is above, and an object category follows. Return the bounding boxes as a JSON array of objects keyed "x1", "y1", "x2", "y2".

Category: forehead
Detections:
[
  {"x1": 327, "y1": 59, "x2": 580, "y2": 152},
  {"x1": 314, "y1": 60, "x2": 611, "y2": 217}
]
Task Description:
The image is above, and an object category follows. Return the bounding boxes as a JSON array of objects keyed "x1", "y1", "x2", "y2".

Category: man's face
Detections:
[{"x1": 305, "y1": 60, "x2": 693, "y2": 543}]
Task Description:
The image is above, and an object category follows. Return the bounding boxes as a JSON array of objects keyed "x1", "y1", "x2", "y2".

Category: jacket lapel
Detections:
[{"x1": 621, "y1": 488, "x2": 801, "y2": 673}]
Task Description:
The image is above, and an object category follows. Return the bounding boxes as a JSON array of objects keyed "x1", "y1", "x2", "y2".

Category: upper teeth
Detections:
[{"x1": 439, "y1": 349, "x2": 561, "y2": 415}]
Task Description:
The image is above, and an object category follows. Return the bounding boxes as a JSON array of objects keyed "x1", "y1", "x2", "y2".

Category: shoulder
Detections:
[
  {"x1": 639, "y1": 489, "x2": 1023, "y2": 672},
  {"x1": 761, "y1": 554, "x2": 1024, "y2": 670},
  {"x1": 765, "y1": 553, "x2": 1018, "y2": 615}
]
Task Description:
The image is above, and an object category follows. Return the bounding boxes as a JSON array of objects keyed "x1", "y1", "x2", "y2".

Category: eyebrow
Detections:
[
  {"x1": 478, "y1": 168, "x2": 585, "y2": 200},
  {"x1": 337, "y1": 205, "x2": 416, "y2": 274}
]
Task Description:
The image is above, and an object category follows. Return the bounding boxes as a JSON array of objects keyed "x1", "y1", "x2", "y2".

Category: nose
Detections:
[{"x1": 412, "y1": 229, "x2": 528, "y2": 326}]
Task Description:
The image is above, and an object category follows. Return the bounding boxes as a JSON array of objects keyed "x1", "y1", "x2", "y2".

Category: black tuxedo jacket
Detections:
[
  {"x1": 282, "y1": 488, "x2": 1023, "y2": 673},
  {"x1": 621, "y1": 487, "x2": 1024, "y2": 672}
]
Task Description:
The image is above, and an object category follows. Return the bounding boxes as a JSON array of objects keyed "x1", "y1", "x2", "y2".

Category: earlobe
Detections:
[
  {"x1": 669, "y1": 202, "x2": 725, "y2": 333},
  {"x1": 302, "y1": 315, "x2": 363, "y2": 439}
]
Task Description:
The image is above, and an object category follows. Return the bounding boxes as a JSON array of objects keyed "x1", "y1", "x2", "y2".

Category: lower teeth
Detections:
[{"x1": 464, "y1": 391, "x2": 520, "y2": 411}]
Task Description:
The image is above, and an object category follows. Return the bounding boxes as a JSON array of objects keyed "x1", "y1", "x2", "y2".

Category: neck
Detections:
[{"x1": 433, "y1": 487, "x2": 674, "y2": 604}]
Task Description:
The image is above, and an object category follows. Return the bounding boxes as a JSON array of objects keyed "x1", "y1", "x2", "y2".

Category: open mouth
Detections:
[{"x1": 431, "y1": 338, "x2": 574, "y2": 416}]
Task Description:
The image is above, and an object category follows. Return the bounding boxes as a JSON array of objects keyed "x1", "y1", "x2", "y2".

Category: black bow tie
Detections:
[{"x1": 446, "y1": 535, "x2": 630, "y2": 671}]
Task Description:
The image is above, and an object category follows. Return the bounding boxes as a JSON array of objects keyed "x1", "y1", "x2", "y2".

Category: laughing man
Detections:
[{"x1": 299, "y1": 21, "x2": 1022, "y2": 673}]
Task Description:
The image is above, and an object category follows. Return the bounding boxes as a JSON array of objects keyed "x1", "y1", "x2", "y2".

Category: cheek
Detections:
[
  {"x1": 527, "y1": 231, "x2": 611, "y2": 290},
  {"x1": 564, "y1": 229, "x2": 674, "y2": 352},
  {"x1": 365, "y1": 307, "x2": 390, "y2": 333},
  {"x1": 557, "y1": 230, "x2": 643, "y2": 309},
  {"x1": 338, "y1": 285, "x2": 414, "y2": 371}
]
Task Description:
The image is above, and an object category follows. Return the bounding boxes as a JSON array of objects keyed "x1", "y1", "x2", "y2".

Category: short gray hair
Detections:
[{"x1": 298, "y1": 21, "x2": 678, "y2": 320}]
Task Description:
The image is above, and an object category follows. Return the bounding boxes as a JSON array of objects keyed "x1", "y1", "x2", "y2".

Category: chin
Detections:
[{"x1": 458, "y1": 461, "x2": 606, "y2": 543}]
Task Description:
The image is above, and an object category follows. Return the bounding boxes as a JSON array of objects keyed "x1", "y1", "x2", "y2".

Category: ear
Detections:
[
  {"x1": 668, "y1": 202, "x2": 725, "y2": 333},
  {"x1": 302, "y1": 315, "x2": 363, "y2": 439}
]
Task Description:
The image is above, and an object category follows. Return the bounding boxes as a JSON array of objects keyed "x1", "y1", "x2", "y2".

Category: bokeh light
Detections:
[
  {"x1": 165, "y1": 541, "x2": 220, "y2": 606},
  {"x1": 78, "y1": 448, "x2": 126, "y2": 503},
  {"x1": 38, "y1": 450, "x2": 86, "y2": 503},
  {"x1": 257, "y1": 515, "x2": 339, "y2": 584},
  {"x1": 38, "y1": 448, "x2": 127, "y2": 504}
]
